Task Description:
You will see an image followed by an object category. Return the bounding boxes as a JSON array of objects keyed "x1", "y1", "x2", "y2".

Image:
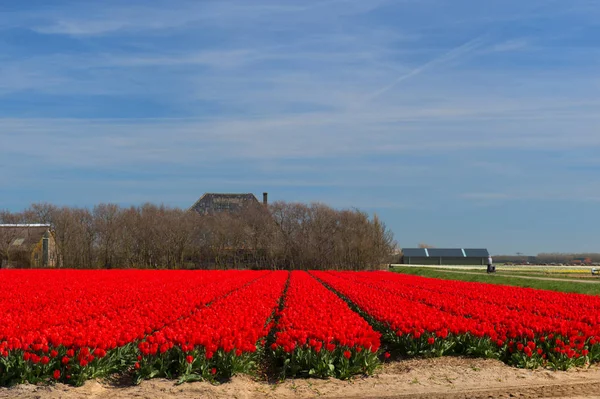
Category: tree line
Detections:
[
  {"x1": 494, "y1": 253, "x2": 600, "y2": 264},
  {"x1": 0, "y1": 202, "x2": 396, "y2": 270}
]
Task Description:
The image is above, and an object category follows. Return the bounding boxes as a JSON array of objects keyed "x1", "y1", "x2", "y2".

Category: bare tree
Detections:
[{"x1": 93, "y1": 204, "x2": 122, "y2": 269}]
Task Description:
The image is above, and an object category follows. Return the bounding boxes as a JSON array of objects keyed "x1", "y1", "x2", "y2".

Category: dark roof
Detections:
[
  {"x1": 190, "y1": 193, "x2": 259, "y2": 214},
  {"x1": 428, "y1": 248, "x2": 465, "y2": 258},
  {"x1": 402, "y1": 248, "x2": 427, "y2": 257},
  {"x1": 464, "y1": 248, "x2": 490, "y2": 257},
  {"x1": 402, "y1": 248, "x2": 489, "y2": 258},
  {"x1": 0, "y1": 225, "x2": 50, "y2": 250}
]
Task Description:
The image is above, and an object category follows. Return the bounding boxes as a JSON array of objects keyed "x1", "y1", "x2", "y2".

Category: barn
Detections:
[
  {"x1": 0, "y1": 224, "x2": 57, "y2": 268},
  {"x1": 402, "y1": 248, "x2": 490, "y2": 266}
]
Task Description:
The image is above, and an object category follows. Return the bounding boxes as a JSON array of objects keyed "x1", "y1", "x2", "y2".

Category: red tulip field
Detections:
[{"x1": 0, "y1": 269, "x2": 598, "y2": 387}]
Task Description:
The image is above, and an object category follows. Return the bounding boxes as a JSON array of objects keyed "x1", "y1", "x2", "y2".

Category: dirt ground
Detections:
[{"x1": 2, "y1": 357, "x2": 600, "y2": 399}]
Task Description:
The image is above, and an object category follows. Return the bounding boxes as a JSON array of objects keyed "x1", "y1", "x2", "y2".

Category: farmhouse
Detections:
[
  {"x1": 190, "y1": 192, "x2": 268, "y2": 214},
  {"x1": 402, "y1": 248, "x2": 490, "y2": 266},
  {"x1": 0, "y1": 224, "x2": 57, "y2": 268}
]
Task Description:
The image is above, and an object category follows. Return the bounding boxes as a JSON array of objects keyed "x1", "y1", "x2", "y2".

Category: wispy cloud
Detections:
[
  {"x1": 487, "y1": 38, "x2": 529, "y2": 53},
  {"x1": 33, "y1": 20, "x2": 128, "y2": 36},
  {"x1": 2, "y1": 94, "x2": 600, "y2": 170},
  {"x1": 26, "y1": 0, "x2": 394, "y2": 37},
  {"x1": 461, "y1": 190, "x2": 600, "y2": 203},
  {"x1": 361, "y1": 35, "x2": 488, "y2": 104},
  {"x1": 28, "y1": 2, "x2": 204, "y2": 36},
  {"x1": 461, "y1": 193, "x2": 512, "y2": 200}
]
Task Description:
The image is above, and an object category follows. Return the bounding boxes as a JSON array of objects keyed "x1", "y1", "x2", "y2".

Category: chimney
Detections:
[{"x1": 263, "y1": 192, "x2": 268, "y2": 205}]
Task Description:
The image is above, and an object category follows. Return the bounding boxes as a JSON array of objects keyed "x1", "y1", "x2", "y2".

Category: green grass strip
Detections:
[
  {"x1": 420, "y1": 268, "x2": 597, "y2": 280},
  {"x1": 390, "y1": 266, "x2": 600, "y2": 296}
]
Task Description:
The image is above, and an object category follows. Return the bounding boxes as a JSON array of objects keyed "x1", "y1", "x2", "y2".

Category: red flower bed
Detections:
[
  {"x1": 271, "y1": 271, "x2": 380, "y2": 378},
  {"x1": 0, "y1": 269, "x2": 598, "y2": 386},
  {"x1": 312, "y1": 271, "x2": 600, "y2": 370},
  {"x1": 134, "y1": 271, "x2": 288, "y2": 383},
  {"x1": 0, "y1": 269, "x2": 266, "y2": 385}
]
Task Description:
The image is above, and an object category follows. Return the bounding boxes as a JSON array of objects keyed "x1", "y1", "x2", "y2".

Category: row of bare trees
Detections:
[
  {"x1": 494, "y1": 253, "x2": 600, "y2": 264},
  {"x1": 0, "y1": 201, "x2": 396, "y2": 270}
]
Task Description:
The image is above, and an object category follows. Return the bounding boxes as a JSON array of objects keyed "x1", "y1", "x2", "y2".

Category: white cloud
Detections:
[
  {"x1": 33, "y1": 20, "x2": 128, "y2": 36},
  {"x1": 461, "y1": 190, "x2": 600, "y2": 203},
  {"x1": 24, "y1": 0, "x2": 395, "y2": 37},
  {"x1": 1, "y1": 92, "x2": 600, "y2": 172},
  {"x1": 487, "y1": 38, "x2": 530, "y2": 53},
  {"x1": 362, "y1": 35, "x2": 489, "y2": 104}
]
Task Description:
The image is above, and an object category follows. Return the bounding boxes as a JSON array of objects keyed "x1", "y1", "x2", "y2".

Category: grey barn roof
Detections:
[
  {"x1": 463, "y1": 248, "x2": 490, "y2": 257},
  {"x1": 402, "y1": 248, "x2": 489, "y2": 258},
  {"x1": 402, "y1": 248, "x2": 428, "y2": 257},
  {"x1": 428, "y1": 248, "x2": 464, "y2": 257}
]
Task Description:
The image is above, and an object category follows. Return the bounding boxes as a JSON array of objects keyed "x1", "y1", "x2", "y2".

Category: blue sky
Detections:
[{"x1": 1, "y1": 0, "x2": 599, "y2": 255}]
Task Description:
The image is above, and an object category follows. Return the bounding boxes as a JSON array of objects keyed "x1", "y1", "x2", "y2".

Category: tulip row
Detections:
[
  {"x1": 134, "y1": 271, "x2": 288, "y2": 383},
  {"x1": 270, "y1": 271, "x2": 381, "y2": 378},
  {"x1": 312, "y1": 271, "x2": 600, "y2": 370}
]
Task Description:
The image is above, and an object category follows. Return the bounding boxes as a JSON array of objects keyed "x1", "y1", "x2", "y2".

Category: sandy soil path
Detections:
[{"x1": 2, "y1": 357, "x2": 599, "y2": 399}]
